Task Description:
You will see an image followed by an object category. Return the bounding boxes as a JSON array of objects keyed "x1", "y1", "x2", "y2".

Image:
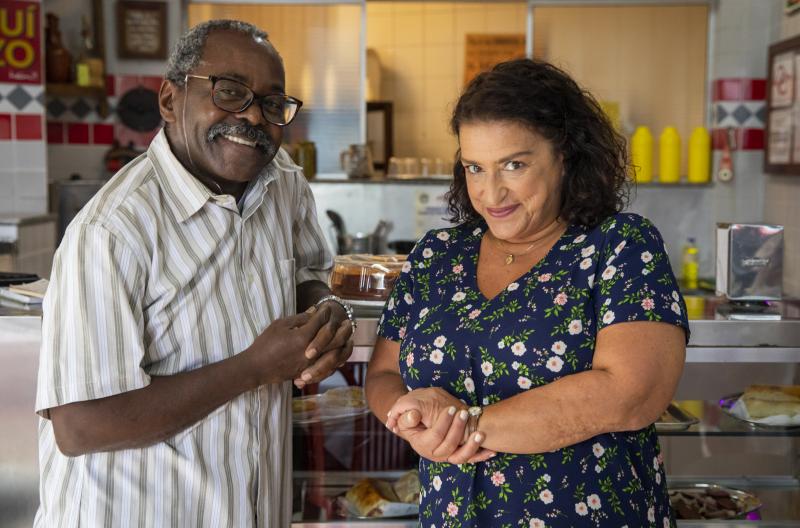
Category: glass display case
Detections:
[{"x1": 291, "y1": 311, "x2": 800, "y2": 527}]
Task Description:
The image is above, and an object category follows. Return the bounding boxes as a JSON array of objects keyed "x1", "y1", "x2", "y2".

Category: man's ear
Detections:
[{"x1": 159, "y1": 79, "x2": 180, "y2": 124}]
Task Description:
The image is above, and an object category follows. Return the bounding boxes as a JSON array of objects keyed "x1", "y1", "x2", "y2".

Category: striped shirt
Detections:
[{"x1": 35, "y1": 129, "x2": 332, "y2": 527}]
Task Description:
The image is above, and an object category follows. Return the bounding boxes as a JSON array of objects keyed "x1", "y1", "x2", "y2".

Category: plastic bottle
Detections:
[
  {"x1": 630, "y1": 126, "x2": 653, "y2": 183},
  {"x1": 682, "y1": 237, "x2": 699, "y2": 290},
  {"x1": 659, "y1": 126, "x2": 681, "y2": 183},
  {"x1": 687, "y1": 126, "x2": 711, "y2": 183}
]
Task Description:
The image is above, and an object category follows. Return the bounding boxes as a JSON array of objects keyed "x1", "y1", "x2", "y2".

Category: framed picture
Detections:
[
  {"x1": 765, "y1": 34, "x2": 800, "y2": 174},
  {"x1": 366, "y1": 101, "x2": 393, "y2": 172},
  {"x1": 117, "y1": 1, "x2": 167, "y2": 60},
  {"x1": 787, "y1": 0, "x2": 800, "y2": 15}
]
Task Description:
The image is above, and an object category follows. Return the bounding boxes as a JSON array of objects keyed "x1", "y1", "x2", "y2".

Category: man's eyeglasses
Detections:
[{"x1": 185, "y1": 74, "x2": 303, "y2": 126}]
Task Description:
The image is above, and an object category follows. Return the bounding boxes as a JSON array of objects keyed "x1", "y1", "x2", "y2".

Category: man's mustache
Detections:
[{"x1": 207, "y1": 123, "x2": 274, "y2": 153}]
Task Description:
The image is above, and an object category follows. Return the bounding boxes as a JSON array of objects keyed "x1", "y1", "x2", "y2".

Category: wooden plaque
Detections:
[{"x1": 117, "y1": 1, "x2": 167, "y2": 60}]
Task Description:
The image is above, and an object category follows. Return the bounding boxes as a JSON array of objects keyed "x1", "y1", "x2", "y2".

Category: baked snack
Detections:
[
  {"x1": 323, "y1": 386, "x2": 366, "y2": 409},
  {"x1": 669, "y1": 487, "x2": 748, "y2": 519},
  {"x1": 741, "y1": 384, "x2": 800, "y2": 419},
  {"x1": 345, "y1": 478, "x2": 400, "y2": 517},
  {"x1": 392, "y1": 470, "x2": 420, "y2": 504},
  {"x1": 292, "y1": 397, "x2": 318, "y2": 414}
]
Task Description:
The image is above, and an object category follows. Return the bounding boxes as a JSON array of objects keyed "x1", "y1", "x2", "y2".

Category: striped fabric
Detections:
[{"x1": 34, "y1": 129, "x2": 332, "y2": 527}]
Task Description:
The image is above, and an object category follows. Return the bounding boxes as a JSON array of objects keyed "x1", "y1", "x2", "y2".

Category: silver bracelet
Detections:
[{"x1": 314, "y1": 294, "x2": 357, "y2": 331}]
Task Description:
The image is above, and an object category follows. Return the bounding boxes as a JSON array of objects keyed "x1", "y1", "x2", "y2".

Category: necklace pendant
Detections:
[{"x1": 505, "y1": 254, "x2": 515, "y2": 265}]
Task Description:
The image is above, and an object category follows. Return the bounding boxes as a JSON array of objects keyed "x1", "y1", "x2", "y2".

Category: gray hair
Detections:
[{"x1": 165, "y1": 19, "x2": 281, "y2": 87}]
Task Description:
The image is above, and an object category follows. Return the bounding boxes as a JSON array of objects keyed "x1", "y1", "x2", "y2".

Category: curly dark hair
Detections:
[{"x1": 447, "y1": 58, "x2": 630, "y2": 228}]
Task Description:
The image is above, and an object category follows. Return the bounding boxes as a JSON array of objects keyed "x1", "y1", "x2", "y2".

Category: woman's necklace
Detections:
[{"x1": 489, "y1": 221, "x2": 560, "y2": 265}]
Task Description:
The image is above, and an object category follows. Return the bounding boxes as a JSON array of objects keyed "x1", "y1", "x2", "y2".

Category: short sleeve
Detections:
[
  {"x1": 291, "y1": 173, "x2": 333, "y2": 285},
  {"x1": 377, "y1": 236, "x2": 426, "y2": 342},
  {"x1": 36, "y1": 223, "x2": 149, "y2": 416},
  {"x1": 592, "y1": 214, "x2": 690, "y2": 342}
]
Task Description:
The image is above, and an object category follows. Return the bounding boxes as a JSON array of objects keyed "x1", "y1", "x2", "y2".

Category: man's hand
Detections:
[
  {"x1": 242, "y1": 305, "x2": 335, "y2": 386},
  {"x1": 293, "y1": 301, "x2": 354, "y2": 388}
]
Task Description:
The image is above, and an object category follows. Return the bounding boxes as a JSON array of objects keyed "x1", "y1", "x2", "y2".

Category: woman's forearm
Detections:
[
  {"x1": 365, "y1": 370, "x2": 409, "y2": 426},
  {"x1": 478, "y1": 368, "x2": 658, "y2": 454}
]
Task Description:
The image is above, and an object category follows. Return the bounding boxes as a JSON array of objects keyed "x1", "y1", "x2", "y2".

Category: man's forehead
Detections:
[{"x1": 196, "y1": 33, "x2": 285, "y2": 88}]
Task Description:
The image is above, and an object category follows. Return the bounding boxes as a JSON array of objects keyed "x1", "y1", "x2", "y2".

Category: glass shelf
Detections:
[{"x1": 659, "y1": 400, "x2": 800, "y2": 437}]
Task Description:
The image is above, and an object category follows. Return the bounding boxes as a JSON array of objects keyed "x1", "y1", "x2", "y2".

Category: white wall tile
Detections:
[{"x1": 13, "y1": 141, "x2": 46, "y2": 171}]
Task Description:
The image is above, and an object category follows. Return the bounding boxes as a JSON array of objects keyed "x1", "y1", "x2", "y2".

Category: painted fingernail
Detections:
[
  {"x1": 448, "y1": 406, "x2": 456, "y2": 416},
  {"x1": 473, "y1": 433, "x2": 484, "y2": 443},
  {"x1": 459, "y1": 410, "x2": 468, "y2": 420},
  {"x1": 392, "y1": 427, "x2": 398, "y2": 434},
  {"x1": 387, "y1": 410, "x2": 393, "y2": 418},
  {"x1": 488, "y1": 452, "x2": 496, "y2": 458}
]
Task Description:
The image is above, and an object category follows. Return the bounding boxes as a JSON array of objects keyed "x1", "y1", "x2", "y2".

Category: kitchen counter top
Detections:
[{"x1": 0, "y1": 212, "x2": 56, "y2": 225}]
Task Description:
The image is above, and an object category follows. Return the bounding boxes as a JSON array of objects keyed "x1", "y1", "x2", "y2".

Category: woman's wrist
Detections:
[{"x1": 462, "y1": 405, "x2": 483, "y2": 444}]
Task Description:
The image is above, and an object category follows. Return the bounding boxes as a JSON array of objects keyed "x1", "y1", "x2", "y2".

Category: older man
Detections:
[{"x1": 35, "y1": 20, "x2": 353, "y2": 526}]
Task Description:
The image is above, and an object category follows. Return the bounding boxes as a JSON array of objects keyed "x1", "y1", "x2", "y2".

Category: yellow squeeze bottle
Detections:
[
  {"x1": 687, "y1": 127, "x2": 711, "y2": 183},
  {"x1": 631, "y1": 126, "x2": 653, "y2": 183},
  {"x1": 659, "y1": 126, "x2": 681, "y2": 183}
]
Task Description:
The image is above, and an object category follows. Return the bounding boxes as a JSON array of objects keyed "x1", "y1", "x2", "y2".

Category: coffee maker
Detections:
[{"x1": 715, "y1": 223, "x2": 784, "y2": 319}]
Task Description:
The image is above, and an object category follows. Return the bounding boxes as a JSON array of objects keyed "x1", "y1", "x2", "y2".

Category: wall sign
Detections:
[
  {"x1": 464, "y1": 34, "x2": 525, "y2": 87},
  {"x1": 766, "y1": 35, "x2": 800, "y2": 174},
  {"x1": 0, "y1": 1, "x2": 42, "y2": 84},
  {"x1": 117, "y1": 1, "x2": 167, "y2": 60}
]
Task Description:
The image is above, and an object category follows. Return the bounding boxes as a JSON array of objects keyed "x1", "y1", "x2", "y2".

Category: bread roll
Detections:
[
  {"x1": 741, "y1": 384, "x2": 800, "y2": 419},
  {"x1": 345, "y1": 478, "x2": 399, "y2": 517}
]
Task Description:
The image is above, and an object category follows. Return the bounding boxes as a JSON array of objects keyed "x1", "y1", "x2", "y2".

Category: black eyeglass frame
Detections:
[{"x1": 185, "y1": 74, "x2": 303, "y2": 126}]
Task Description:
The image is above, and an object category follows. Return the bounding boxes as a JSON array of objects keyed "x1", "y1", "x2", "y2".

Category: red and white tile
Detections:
[{"x1": 711, "y1": 78, "x2": 766, "y2": 150}]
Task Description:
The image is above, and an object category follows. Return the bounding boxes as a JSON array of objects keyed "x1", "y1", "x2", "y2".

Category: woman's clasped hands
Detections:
[{"x1": 385, "y1": 387, "x2": 496, "y2": 464}]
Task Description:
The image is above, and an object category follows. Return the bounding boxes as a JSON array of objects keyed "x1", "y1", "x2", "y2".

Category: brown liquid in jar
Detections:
[{"x1": 330, "y1": 267, "x2": 400, "y2": 300}]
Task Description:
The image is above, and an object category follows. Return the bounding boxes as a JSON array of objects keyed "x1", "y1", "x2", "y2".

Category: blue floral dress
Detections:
[{"x1": 378, "y1": 213, "x2": 689, "y2": 528}]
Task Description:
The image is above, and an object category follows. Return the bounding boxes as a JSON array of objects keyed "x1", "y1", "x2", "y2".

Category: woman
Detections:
[{"x1": 365, "y1": 58, "x2": 688, "y2": 527}]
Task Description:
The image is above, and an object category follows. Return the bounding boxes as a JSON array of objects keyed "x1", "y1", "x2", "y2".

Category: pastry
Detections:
[
  {"x1": 323, "y1": 386, "x2": 366, "y2": 409},
  {"x1": 392, "y1": 470, "x2": 421, "y2": 504},
  {"x1": 741, "y1": 384, "x2": 800, "y2": 419},
  {"x1": 345, "y1": 478, "x2": 400, "y2": 517}
]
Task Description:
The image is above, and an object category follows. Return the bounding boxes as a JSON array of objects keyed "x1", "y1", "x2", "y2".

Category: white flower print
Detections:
[
  {"x1": 388, "y1": 298, "x2": 395, "y2": 310},
  {"x1": 606, "y1": 255, "x2": 616, "y2": 265},
  {"x1": 602, "y1": 310, "x2": 615, "y2": 324},
  {"x1": 468, "y1": 309, "x2": 481, "y2": 319},
  {"x1": 419, "y1": 308, "x2": 429, "y2": 318},
  {"x1": 595, "y1": 464, "x2": 602, "y2": 473},
  {"x1": 422, "y1": 247, "x2": 433, "y2": 258},
  {"x1": 447, "y1": 502, "x2": 458, "y2": 517},
  {"x1": 517, "y1": 376, "x2": 532, "y2": 389},
  {"x1": 543, "y1": 474, "x2": 551, "y2": 482},
  {"x1": 398, "y1": 327, "x2": 406, "y2": 339},
  {"x1": 588, "y1": 274, "x2": 595, "y2": 288},
  {"x1": 579, "y1": 257, "x2": 593, "y2": 270},
  {"x1": 554, "y1": 292, "x2": 568, "y2": 306},
  {"x1": 432, "y1": 475, "x2": 442, "y2": 491},
  {"x1": 641, "y1": 251, "x2": 653, "y2": 263},
  {"x1": 539, "y1": 273, "x2": 551, "y2": 282},
  {"x1": 507, "y1": 282, "x2": 520, "y2": 291},
  {"x1": 546, "y1": 356, "x2": 563, "y2": 372},
  {"x1": 497, "y1": 340, "x2": 505, "y2": 349},
  {"x1": 512, "y1": 361, "x2": 520, "y2": 370},
  {"x1": 655, "y1": 472, "x2": 662, "y2": 485},
  {"x1": 417, "y1": 262, "x2": 425, "y2": 269},
  {"x1": 529, "y1": 519, "x2": 545, "y2": 528},
  {"x1": 568, "y1": 319, "x2": 583, "y2": 335},
  {"x1": 482, "y1": 397, "x2": 489, "y2": 405},
  {"x1": 574, "y1": 234, "x2": 587, "y2": 243},
  {"x1": 647, "y1": 506, "x2": 655, "y2": 523},
  {"x1": 587, "y1": 494, "x2": 601, "y2": 510},
  {"x1": 434, "y1": 335, "x2": 447, "y2": 348},
  {"x1": 452, "y1": 291, "x2": 466, "y2": 302},
  {"x1": 539, "y1": 489, "x2": 553, "y2": 504},
  {"x1": 406, "y1": 353, "x2": 414, "y2": 367},
  {"x1": 429, "y1": 349, "x2": 444, "y2": 364},
  {"x1": 672, "y1": 290, "x2": 679, "y2": 301},
  {"x1": 464, "y1": 377, "x2": 475, "y2": 393},
  {"x1": 642, "y1": 268, "x2": 650, "y2": 275},
  {"x1": 402, "y1": 261, "x2": 412, "y2": 273},
  {"x1": 575, "y1": 502, "x2": 588, "y2": 516},
  {"x1": 581, "y1": 244, "x2": 595, "y2": 257},
  {"x1": 511, "y1": 341, "x2": 527, "y2": 356},
  {"x1": 490, "y1": 471, "x2": 505, "y2": 486},
  {"x1": 653, "y1": 456, "x2": 659, "y2": 469},
  {"x1": 615, "y1": 240, "x2": 626, "y2": 254},
  {"x1": 472, "y1": 227, "x2": 482, "y2": 236},
  {"x1": 481, "y1": 361, "x2": 494, "y2": 376},
  {"x1": 671, "y1": 301, "x2": 682, "y2": 315},
  {"x1": 592, "y1": 442, "x2": 605, "y2": 458},
  {"x1": 663, "y1": 517, "x2": 671, "y2": 528},
  {"x1": 604, "y1": 298, "x2": 611, "y2": 306},
  {"x1": 551, "y1": 341, "x2": 566, "y2": 355},
  {"x1": 601, "y1": 265, "x2": 617, "y2": 280},
  {"x1": 641, "y1": 297, "x2": 655, "y2": 310},
  {"x1": 404, "y1": 293, "x2": 414, "y2": 305},
  {"x1": 436, "y1": 231, "x2": 450, "y2": 241}
]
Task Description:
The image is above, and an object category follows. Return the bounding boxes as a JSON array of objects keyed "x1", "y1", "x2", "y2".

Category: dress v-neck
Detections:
[{"x1": 471, "y1": 221, "x2": 575, "y2": 303}]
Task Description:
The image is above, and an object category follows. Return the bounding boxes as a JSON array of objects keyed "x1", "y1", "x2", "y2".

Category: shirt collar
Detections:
[{"x1": 147, "y1": 129, "x2": 303, "y2": 223}]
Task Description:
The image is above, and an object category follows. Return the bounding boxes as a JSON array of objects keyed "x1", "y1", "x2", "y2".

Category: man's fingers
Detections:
[
  {"x1": 304, "y1": 320, "x2": 337, "y2": 360},
  {"x1": 447, "y1": 432, "x2": 485, "y2": 465},
  {"x1": 432, "y1": 408, "x2": 469, "y2": 458},
  {"x1": 297, "y1": 304, "x2": 332, "y2": 340},
  {"x1": 284, "y1": 311, "x2": 312, "y2": 328}
]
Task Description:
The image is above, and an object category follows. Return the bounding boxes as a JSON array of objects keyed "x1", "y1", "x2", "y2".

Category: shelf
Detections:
[
  {"x1": 45, "y1": 83, "x2": 109, "y2": 117},
  {"x1": 659, "y1": 400, "x2": 800, "y2": 438}
]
